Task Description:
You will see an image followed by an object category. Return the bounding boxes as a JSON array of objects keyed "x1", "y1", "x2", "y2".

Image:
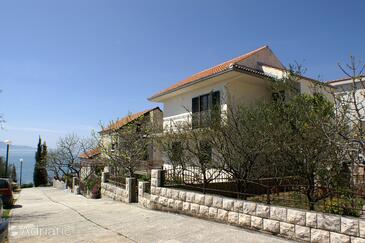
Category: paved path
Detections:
[{"x1": 9, "y1": 187, "x2": 292, "y2": 243}]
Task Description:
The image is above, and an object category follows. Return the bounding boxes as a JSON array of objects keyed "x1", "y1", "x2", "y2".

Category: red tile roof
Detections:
[
  {"x1": 149, "y1": 45, "x2": 269, "y2": 100},
  {"x1": 101, "y1": 107, "x2": 161, "y2": 133},
  {"x1": 79, "y1": 148, "x2": 101, "y2": 159}
]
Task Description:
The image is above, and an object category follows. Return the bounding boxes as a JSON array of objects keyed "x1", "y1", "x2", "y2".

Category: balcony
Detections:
[{"x1": 192, "y1": 110, "x2": 220, "y2": 129}]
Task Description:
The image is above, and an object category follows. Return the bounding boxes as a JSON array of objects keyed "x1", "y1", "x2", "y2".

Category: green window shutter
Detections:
[{"x1": 192, "y1": 97, "x2": 200, "y2": 129}]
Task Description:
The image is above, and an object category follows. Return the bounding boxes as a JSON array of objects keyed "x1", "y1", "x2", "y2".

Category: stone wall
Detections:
[
  {"x1": 53, "y1": 179, "x2": 66, "y2": 190},
  {"x1": 147, "y1": 169, "x2": 365, "y2": 243},
  {"x1": 138, "y1": 181, "x2": 152, "y2": 208},
  {"x1": 101, "y1": 174, "x2": 137, "y2": 203},
  {"x1": 101, "y1": 182, "x2": 130, "y2": 203}
]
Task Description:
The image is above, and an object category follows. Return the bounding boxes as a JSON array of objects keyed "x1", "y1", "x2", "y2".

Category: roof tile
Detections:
[
  {"x1": 101, "y1": 107, "x2": 160, "y2": 133},
  {"x1": 149, "y1": 45, "x2": 269, "y2": 99}
]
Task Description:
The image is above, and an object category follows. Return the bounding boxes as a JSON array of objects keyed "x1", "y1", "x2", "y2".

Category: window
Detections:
[{"x1": 192, "y1": 91, "x2": 220, "y2": 129}]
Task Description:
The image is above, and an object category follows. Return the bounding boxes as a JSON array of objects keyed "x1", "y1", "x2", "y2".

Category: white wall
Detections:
[
  {"x1": 163, "y1": 81, "x2": 227, "y2": 130},
  {"x1": 162, "y1": 72, "x2": 274, "y2": 130}
]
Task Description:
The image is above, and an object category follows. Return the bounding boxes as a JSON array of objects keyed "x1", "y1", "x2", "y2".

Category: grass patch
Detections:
[
  {"x1": 2, "y1": 209, "x2": 10, "y2": 219},
  {"x1": 2, "y1": 197, "x2": 18, "y2": 219}
]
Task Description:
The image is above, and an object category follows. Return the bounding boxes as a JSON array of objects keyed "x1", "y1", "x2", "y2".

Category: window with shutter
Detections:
[
  {"x1": 192, "y1": 97, "x2": 199, "y2": 129},
  {"x1": 200, "y1": 94, "x2": 210, "y2": 127},
  {"x1": 212, "y1": 91, "x2": 221, "y2": 126},
  {"x1": 191, "y1": 91, "x2": 221, "y2": 129}
]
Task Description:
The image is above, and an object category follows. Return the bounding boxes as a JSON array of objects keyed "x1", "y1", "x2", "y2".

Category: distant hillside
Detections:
[{"x1": 0, "y1": 142, "x2": 35, "y2": 150}]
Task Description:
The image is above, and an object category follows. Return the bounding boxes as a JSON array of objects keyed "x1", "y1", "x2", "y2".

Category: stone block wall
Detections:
[
  {"x1": 101, "y1": 182, "x2": 129, "y2": 203},
  {"x1": 53, "y1": 179, "x2": 66, "y2": 190},
  {"x1": 138, "y1": 181, "x2": 152, "y2": 208},
  {"x1": 101, "y1": 176, "x2": 137, "y2": 203},
  {"x1": 147, "y1": 169, "x2": 365, "y2": 243}
]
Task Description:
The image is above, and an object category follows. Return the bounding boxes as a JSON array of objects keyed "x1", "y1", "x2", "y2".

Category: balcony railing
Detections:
[{"x1": 192, "y1": 110, "x2": 220, "y2": 129}]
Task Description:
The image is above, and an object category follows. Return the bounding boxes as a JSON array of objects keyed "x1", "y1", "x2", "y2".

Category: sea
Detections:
[{"x1": 0, "y1": 147, "x2": 36, "y2": 184}]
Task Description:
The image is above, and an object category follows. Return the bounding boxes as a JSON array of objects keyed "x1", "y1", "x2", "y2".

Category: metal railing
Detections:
[
  {"x1": 107, "y1": 175, "x2": 126, "y2": 189},
  {"x1": 162, "y1": 168, "x2": 365, "y2": 217}
]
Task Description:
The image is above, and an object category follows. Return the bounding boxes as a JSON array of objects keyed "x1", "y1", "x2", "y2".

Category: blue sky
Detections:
[{"x1": 0, "y1": 0, "x2": 364, "y2": 148}]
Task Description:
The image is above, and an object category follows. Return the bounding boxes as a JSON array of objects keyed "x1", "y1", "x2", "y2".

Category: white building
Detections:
[
  {"x1": 149, "y1": 45, "x2": 331, "y2": 132},
  {"x1": 149, "y1": 45, "x2": 332, "y2": 168},
  {"x1": 328, "y1": 75, "x2": 365, "y2": 122},
  {"x1": 327, "y1": 75, "x2": 365, "y2": 178}
]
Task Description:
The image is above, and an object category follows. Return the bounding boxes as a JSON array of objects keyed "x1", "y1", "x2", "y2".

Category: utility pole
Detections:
[
  {"x1": 4, "y1": 140, "x2": 12, "y2": 177},
  {"x1": 19, "y1": 158, "x2": 23, "y2": 186}
]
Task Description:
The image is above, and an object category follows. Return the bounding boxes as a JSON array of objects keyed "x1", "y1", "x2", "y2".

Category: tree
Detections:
[
  {"x1": 208, "y1": 101, "x2": 278, "y2": 198},
  {"x1": 33, "y1": 137, "x2": 48, "y2": 186},
  {"x1": 98, "y1": 115, "x2": 154, "y2": 178},
  {"x1": 41, "y1": 142, "x2": 48, "y2": 166},
  {"x1": 47, "y1": 134, "x2": 96, "y2": 179},
  {"x1": 180, "y1": 125, "x2": 221, "y2": 190},
  {"x1": 0, "y1": 157, "x2": 5, "y2": 178},
  {"x1": 158, "y1": 112, "x2": 225, "y2": 191},
  {"x1": 10, "y1": 164, "x2": 17, "y2": 183},
  {"x1": 269, "y1": 66, "x2": 348, "y2": 209},
  {"x1": 35, "y1": 137, "x2": 42, "y2": 164},
  {"x1": 159, "y1": 126, "x2": 192, "y2": 172},
  {"x1": 47, "y1": 151, "x2": 65, "y2": 180},
  {"x1": 281, "y1": 94, "x2": 346, "y2": 209},
  {"x1": 0, "y1": 157, "x2": 16, "y2": 181},
  {"x1": 331, "y1": 56, "x2": 365, "y2": 185}
]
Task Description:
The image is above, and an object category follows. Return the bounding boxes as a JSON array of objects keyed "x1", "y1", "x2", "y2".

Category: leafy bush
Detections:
[
  {"x1": 63, "y1": 174, "x2": 73, "y2": 188},
  {"x1": 138, "y1": 174, "x2": 151, "y2": 182},
  {"x1": 322, "y1": 197, "x2": 365, "y2": 217},
  {"x1": 91, "y1": 183, "x2": 101, "y2": 198},
  {"x1": 21, "y1": 183, "x2": 33, "y2": 188},
  {"x1": 84, "y1": 174, "x2": 101, "y2": 198},
  {"x1": 33, "y1": 167, "x2": 48, "y2": 186}
]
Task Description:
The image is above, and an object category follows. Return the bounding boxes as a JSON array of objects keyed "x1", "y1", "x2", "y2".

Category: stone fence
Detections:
[
  {"x1": 101, "y1": 172, "x2": 138, "y2": 203},
  {"x1": 138, "y1": 181, "x2": 151, "y2": 208},
  {"x1": 144, "y1": 169, "x2": 365, "y2": 243},
  {"x1": 53, "y1": 179, "x2": 66, "y2": 190},
  {"x1": 72, "y1": 177, "x2": 80, "y2": 195}
]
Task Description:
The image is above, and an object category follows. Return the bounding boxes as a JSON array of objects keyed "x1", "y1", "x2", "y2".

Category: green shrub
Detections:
[
  {"x1": 63, "y1": 174, "x2": 73, "y2": 188},
  {"x1": 21, "y1": 183, "x2": 33, "y2": 188},
  {"x1": 84, "y1": 175, "x2": 100, "y2": 191},
  {"x1": 322, "y1": 197, "x2": 364, "y2": 217},
  {"x1": 138, "y1": 174, "x2": 151, "y2": 182}
]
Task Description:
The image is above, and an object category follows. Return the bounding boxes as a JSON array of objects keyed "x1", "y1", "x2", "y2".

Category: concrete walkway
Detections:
[{"x1": 9, "y1": 187, "x2": 292, "y2": 243}]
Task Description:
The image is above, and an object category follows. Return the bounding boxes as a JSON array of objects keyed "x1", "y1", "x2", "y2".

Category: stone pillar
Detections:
[
  {"x1": 101, "y1": 172, "x2": 109, "y2": 183},
  {"x1": 72, "y1": 177, "x2": 76, "y2": 192},
  {"x1": 138, "y1": 181, "x2": 150, "y2": 198},
  {"x1": 151, "y1": 169, "x2": 163, "y2": 187},
  {"x1": 72, "y1": 177, "x2": 80, "y2": 194},
  {"x1": 126, "y1": 178, "x2": 137, "y2": 203},
  {"x1": 103, "y1": 165, "x2": 110, "y2": 173},
  {"x1": 73, "y1": 186, "x2": 79, "y2": 195},
  {"x1": 138, "y1": 181, "x2": 145, "y2": 198}
]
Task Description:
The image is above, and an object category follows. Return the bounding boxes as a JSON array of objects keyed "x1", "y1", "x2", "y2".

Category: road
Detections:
[{"x1": 9, "y1": 187, "x2": 292, "y2": 243}]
